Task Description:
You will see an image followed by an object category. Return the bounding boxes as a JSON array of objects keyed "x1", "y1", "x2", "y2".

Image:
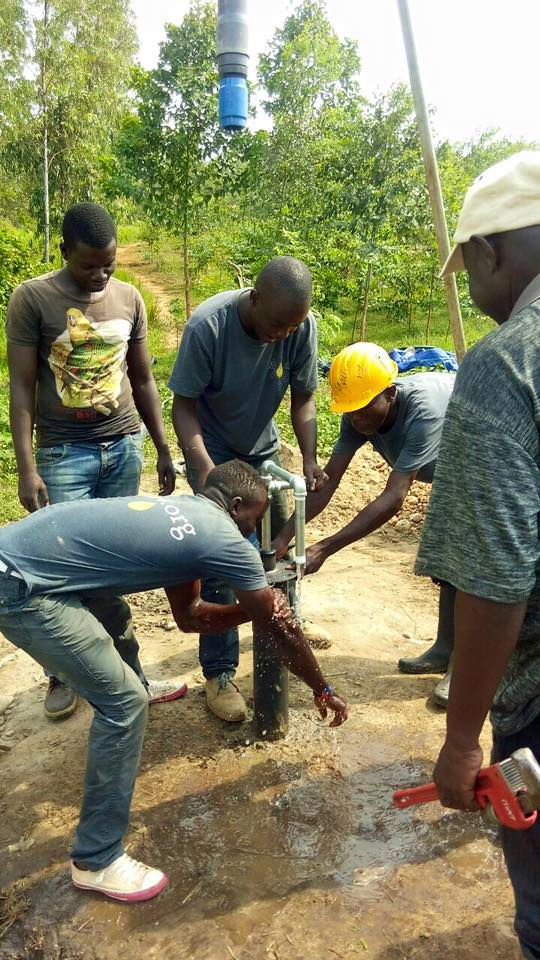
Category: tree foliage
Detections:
[
  {"x1": 107, "y1": 1, "x2": 233, "y2": 316},
  {"x1": 0, "y1": 0, "x2": 137, "y2": 252},
  {"x1": 2, "y1": 0, "x2": 537, "y2": 340}
]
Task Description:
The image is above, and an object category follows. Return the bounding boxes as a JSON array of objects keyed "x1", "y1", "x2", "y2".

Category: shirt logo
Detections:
[
  {"x1": 276, "y1": 363, "x2": 283, "y2": 379},
  {"x1": 163, "y1": 503, "x2": 196, "y2": 542}
]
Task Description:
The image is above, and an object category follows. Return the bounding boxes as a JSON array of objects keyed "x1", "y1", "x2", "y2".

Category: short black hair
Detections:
[
  {"x1": 62, "y1": 202, "x2": 116, "y2": 250},
  {"x1": 204, "y1": 460, "x2": 267, "y2": 504},
  {"x1": 255, "y1": 256, "x2": 312, "y2": 307}
]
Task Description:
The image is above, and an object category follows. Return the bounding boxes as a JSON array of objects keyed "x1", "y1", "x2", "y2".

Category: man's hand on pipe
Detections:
[
  {"x1": 303, "y1": 458, "x2": 329, "y2": 492},
  {"x1": 272, "y1": 534, "x2": 291, "y2": 561},
  {"x1": 304, "y1": 542, "x2": 329, "y2": 575}
]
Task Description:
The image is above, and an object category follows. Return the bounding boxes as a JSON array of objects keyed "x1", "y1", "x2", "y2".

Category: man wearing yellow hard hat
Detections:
[{"x1": 274, "y1": 340, "x2": 455, "y2": 704}]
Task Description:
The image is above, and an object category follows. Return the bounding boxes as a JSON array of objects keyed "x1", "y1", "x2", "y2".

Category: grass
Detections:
[
  {"x1": 0, "y1": 230, "x2": 498, "y2": 520},
  {"x1": 120, "y1": 232, "x2": 495, "y2": 461},
  {"x1": 117, "y1": 229, "x2": 495, "y2": 354}
]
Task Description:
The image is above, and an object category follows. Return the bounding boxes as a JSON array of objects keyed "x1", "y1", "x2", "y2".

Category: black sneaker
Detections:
[{"x1": 44, "y1": 678, "x2": 78, "y2": 719}]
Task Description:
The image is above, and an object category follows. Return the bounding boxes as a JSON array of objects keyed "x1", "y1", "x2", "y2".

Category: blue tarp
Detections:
[
  {"x1": 318, "y1": 346, "x2": 458, "y2": 380},
  {"x1": 388, "y1": 346, "x2": 458, "y2": 373}
]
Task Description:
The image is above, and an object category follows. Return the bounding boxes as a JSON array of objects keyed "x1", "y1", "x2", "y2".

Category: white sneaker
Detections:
[
  {"x1": 147, "y1": 678, "x2": 188, "y2": 705},
  {"x1": 72, "y1": 853, "x2": 168, "y2": 902}
]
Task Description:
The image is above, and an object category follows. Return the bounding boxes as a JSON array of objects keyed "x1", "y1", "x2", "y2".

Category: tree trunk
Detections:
[
  {"x1": 349, "y1": 299, "x2": 360, "y2": 343},
  {"x1": 182, "y1": 211, "x2": 191, "y2": 321},
  {"x1": 182, "y1": 155, "x2": 191, "y2": 321},
  {"x1": 360, "y1": 262, "x2": 372, "y2": 340},
  {"x1": 42, "y1": 118, "x2": 50, "y2": 263},
  {"x1": 424, "y1": 264, "x2": 435, "y2": 344},
  {"x1": 41, "y1": 0, "x2": 50, "y2": 263},
  {"x1": 407, "y1": 288, "x2": 414, "y2": 335}
]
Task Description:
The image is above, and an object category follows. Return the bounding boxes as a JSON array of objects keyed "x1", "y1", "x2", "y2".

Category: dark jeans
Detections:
[
  {"x1": 36, "y1": 435, "x2": 147, "y2": 687},
  {"x1": 437, "y1": 581, "x2": 456, "y2": 655},
  {"x1": 492, "y1": 716, "x2": 540, "y2": 959},
  {"x1": 187, "y1": 451, "x2": 290, "y2": 679}
]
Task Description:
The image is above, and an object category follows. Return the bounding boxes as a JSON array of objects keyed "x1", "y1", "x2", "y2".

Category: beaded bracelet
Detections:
[{"x1": 314, "y1": 684, "x2": 334, "y2": 703}]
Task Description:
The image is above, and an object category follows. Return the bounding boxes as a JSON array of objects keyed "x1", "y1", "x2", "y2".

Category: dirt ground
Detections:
[
  {"x1": 0, "y1": 252, "x2": 519, "y2": 958},
  {"x1": 0, "y1": 444, "x2": 519, "y2": 960}
]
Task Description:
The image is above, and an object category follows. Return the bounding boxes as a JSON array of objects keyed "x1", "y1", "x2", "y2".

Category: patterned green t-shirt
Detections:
[{"x1": 415, "y1": 275, "x2": 540, "y2": 736}]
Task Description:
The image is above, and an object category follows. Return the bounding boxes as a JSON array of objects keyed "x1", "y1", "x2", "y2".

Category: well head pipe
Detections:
[
  {"x1": 217, "y1": 0, "x2": 249, "y2": 130},
  {"x1": 261, "y1": 460, "x2": 307, "y2": 574}
]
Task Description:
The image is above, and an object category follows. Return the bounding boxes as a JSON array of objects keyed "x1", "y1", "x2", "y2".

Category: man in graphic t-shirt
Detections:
[{"x1": 6, "y1": 202, "x2": 181, "y2": 719}]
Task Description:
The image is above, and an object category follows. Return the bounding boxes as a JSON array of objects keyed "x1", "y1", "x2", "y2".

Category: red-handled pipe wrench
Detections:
[{"x1": 393, "y1": 748, "x2": 540, "y2": 830}]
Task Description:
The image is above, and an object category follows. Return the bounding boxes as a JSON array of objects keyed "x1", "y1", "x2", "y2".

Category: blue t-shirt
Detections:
[
  {"x1": 333, "y1": 373, "x2": 455, "y2": 483},
  {"x1": 168, "y1": 290, "x2": 318, "y2": 462},
  {"x1": 0, "y1": 494, "x2": 267, "y2": 598}
]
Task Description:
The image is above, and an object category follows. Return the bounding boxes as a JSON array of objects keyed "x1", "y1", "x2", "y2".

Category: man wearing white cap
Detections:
[{"x1": 416, "y1": 150, "x2": 540, "y2": 958}]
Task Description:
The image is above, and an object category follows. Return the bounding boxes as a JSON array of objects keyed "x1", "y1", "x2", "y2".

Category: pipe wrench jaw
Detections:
[
  {"x1": 476, "y1": 759, "x2": 537, "y2": 829},
  {"x1": 393, "y1": 748, "x2": 540, "y2": 830}
]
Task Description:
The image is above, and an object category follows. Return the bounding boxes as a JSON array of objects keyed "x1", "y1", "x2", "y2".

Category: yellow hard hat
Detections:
[{"x1": 329, "y1": 342, "x2": 398, "y2": 414}]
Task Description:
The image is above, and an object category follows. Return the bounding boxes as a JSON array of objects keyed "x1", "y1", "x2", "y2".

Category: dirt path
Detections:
[
  {"x1": 0, "y1": 270, "x2": 518, "y2": 959},
  {"x1": 116, "y1": 243, "x2": 181, "y2": 351},
  {"x1": 0, "y1": 480, "x2": 517, "y2": 959}
]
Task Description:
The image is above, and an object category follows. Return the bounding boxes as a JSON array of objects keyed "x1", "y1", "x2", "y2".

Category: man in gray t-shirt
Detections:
[
  {"x1": 0, "y1": 458, "x2": 347, "y2": 903},
  {"x1": 415, "y1": 151, "x2": 540, "y2": 958},
  {"x1": 169, "y1": 256, "x2": 327, "y2": 722},
  {"x1": 275, "y1": 342, "x2": 455, "y2": 696}
]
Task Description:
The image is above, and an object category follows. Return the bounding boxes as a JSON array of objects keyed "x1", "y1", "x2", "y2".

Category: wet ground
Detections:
[{"x1": 0, "y1": 531, "x2": 519, "y2": 959}]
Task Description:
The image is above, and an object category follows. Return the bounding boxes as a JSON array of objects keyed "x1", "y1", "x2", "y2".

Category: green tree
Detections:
[
  {"x1": 0, "y1": 1, "x2": 33, "y2": 222},
  {"x1": 108, "y1": 1, "x2": 231, "y2": 318},
  {"x1": 230, "y1": 0, "x2": 363, "y2": 307},
  {"x1": 0, "y1": 0, "x2": 137, "y2": 258}
]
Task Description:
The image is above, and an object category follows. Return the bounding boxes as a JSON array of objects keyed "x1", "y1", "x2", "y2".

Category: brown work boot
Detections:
[
  {"x1": 302, "y1": 619, "x2": 332, "y2": 649},
  {"x1": 205, "y1": 675, "x2": 247, "y2": 722}
]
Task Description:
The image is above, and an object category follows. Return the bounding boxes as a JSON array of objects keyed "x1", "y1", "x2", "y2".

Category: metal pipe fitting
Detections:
[
  {"x1": 261, "y1": 460, "x2": 307, "y2": 496},
  {"x1": 260, "y1": 496, "x2": 272, "y2": 553},
  {"x1": 261, "y1": 460, "x2": 307, "y2": 574}
]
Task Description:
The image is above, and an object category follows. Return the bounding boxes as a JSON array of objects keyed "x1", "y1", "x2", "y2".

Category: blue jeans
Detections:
[
  {"x1": 187, "y1": 451, "x2": 290, "y2": 679},
  {"x1": 36, "y1": 434, "x2": 146, "y2": 685},
  {"x1": 492, "y1": 716, "x2": 540, "y2": 959},
  {"x1": 0, "y1": 575, "x2": 148, "y2": 869}
]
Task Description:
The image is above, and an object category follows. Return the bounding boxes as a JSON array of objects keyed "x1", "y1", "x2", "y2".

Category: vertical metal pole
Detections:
[
  {"x1": 397, "y1": 0, "x2": 467, "y2": 361},
  {"x1": 253, "y1": 562, "x2": 291, "y2": 741}
]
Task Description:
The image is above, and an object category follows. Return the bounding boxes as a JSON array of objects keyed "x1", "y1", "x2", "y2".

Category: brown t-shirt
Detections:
[{"x1": 6, "y1": 269, "x2": 147, "y2": 445}]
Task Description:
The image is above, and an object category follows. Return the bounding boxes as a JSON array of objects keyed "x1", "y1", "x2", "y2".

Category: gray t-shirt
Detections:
[
  {"x1": 168, "y1": 290, "x2": 318, "y2": 462},
  {"x1": 6, "y1": 269, "x2": 146, "y2": 445},
  {"x1": 416, "y1": 278, "x2": 540, "y2": 736},
  {"x1": 333, "y1": 373, "x2": 455, "y2": 483},
  {"x1": 0, "y1": 494, "x2": 267, "y2": 598}
]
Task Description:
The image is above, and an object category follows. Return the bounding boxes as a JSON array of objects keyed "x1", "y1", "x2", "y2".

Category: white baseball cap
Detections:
[{"x1": 440, "y1": 150, "x2": 540, "y2": 277}]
